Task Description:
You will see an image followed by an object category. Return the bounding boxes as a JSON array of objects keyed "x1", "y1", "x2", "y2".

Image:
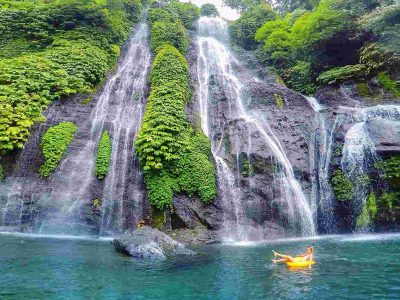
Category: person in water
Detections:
[{"x1": 271, "y1": 246, "x2": 314, "y2": 269}]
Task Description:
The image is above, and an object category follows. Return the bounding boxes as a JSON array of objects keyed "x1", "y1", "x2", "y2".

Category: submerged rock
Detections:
[
  {"x1": 168, "y1": 227, "x2": 221, "y2": 245},
  {"x1": 113, "y1": 227, "x2": 196, "y2": 259}
]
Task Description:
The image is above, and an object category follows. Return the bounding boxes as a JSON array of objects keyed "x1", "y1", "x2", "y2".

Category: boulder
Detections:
[
  {"x1": 368, "y1": 119, "x2": 400, "y2": 155},
  {"x1": 113, "y1": 227, "x2": 196, "y2": 259},
  {"x1": 172, "y1": 194, "x2": 223, "y2": 230}
]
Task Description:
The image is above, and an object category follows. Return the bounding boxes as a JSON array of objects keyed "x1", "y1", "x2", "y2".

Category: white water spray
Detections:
[{"x1": 196, "y1": 17, "x2": 315, "y2": 240}]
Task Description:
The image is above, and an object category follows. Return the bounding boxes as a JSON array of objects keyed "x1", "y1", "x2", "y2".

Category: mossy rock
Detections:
[{"x1": 152, "y1": 207, "x2": 167, "y2": 229}]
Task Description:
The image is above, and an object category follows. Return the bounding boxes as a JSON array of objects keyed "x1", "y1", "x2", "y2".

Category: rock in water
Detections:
[{"x1": 113, "y1": 227, "x2": 196, "y2": 259}]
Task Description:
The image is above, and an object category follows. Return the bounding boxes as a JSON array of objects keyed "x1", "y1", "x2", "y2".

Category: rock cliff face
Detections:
[
  {"x1": 1, "y1": 32, "x2": 399, "y2": 241},
  {"x1": 173, "y1": 39, "x2": 317, "y2": 238},
  {"x1": 314, "y1": 83, "x2": 400, "y2": 232},
  {"x1": 1, "y1": 93, "x2": 104, "y2": 234}
]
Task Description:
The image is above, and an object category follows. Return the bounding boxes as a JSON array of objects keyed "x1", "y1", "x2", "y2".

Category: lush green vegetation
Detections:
[
  {"x1": 227, "y1": 0, "x2": 400, "y2": 95},
  {"x1": 356, "y1": 192, "x2": 377, "y2": 230},
  {"x1": 39, "y1": 122, "x2": 77, "y2": 177},
  {"x1": 136, "y1": 2, "x2": 216, "y2": 209},
  {"x1": 230, "y1": 4, "x2": 276, "y2": 50},
  {"x1": 241, "y1": 159, "x2": 254, "y2": 177},
  {"x1": 317, "y1": 65, "x2": 367, "y2": 85},
  {"x1": 376, "y1": 155, "x2": 400, "y2": 179},
  {"x1": 377, "y1": 72, "x2": 400, "y2": 96},
  {"x1": 367, "y1": 192, "x2": 378, "y2": 220},
  {"x1": 147, "y1": 0, "x2": 200, "y2": 30},
  {"x1": 200, "y1": 4, "x2": 218, "y2": 16},
  {"x1": 95, "y1": 130, "x2": 112, "y2": 180},
  {"x1": 331, "y1": 169, "x2": 354, "y2": 201},
  {"x1": 0, "y1": 0, "x2": 142, "y2": 154},
  {"x1": 150, "y1": 21, "x2": 188, "y2": 54}
]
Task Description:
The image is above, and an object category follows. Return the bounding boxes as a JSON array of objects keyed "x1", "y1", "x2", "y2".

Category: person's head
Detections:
[{"x1": 306, "y1": 245, "x2": 314, "y2": 254}]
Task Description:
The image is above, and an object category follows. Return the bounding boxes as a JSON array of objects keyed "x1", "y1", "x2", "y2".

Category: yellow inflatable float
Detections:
[{"x1": 286, "y1": 257, "x2": 315, "y2": 268}]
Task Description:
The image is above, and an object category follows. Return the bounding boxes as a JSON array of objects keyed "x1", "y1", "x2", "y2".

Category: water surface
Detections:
[{"x1": 1, "y1": 233, "x2": 399, "y2": 299}]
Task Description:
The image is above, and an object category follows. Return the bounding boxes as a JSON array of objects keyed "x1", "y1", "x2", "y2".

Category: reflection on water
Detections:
[{"x1": 0, "y1": 233, "x2": 399, "y2": 299}]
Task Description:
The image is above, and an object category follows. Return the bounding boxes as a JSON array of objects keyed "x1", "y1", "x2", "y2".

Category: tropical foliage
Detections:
[
  {"x1": 376, "y1": 156, "x2": 400, "y2": 179},
  {"x1": 0, "y1": 0, "x2": 142, "y2": 154},
  {"x1": 39, "y1": 122, "x2": 77, "y2": 177},
  {"x1": 331, "y1": 169, "x2": 354, "y2": 201},
  {"x1": 150, "y1": 21, "x2": 188, "y2": 54},
  {"x1": 230, "y1": 3, "x2": 276, "y2": 50},
  {"x1": 227, "y1": 0, "x2": 399, "y2": 94},
  {"x1": 200, "y1": 4, "x2": 218, "y2": 16},
  {"x1": 95, "y1": 130, "x2": 112, "y2": 180},
  {"x1": 136, "y1": 2, "x2": 216, "y2": 209}
]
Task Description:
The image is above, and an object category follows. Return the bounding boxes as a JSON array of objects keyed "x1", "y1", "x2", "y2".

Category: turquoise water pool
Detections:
[{"x1": 1, "y1": 233, "x2": 400, "y2": 299}]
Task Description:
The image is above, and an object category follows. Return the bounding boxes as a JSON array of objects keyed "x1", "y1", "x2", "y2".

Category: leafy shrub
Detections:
[
  {"x1": 377, "y1": 192, "x2": 397, "y2": 212},
  {"x1": 376, "y1": 155, "x2": 400, "y2": 179},
  {"x1": 357, "y1": 174, "x2": 371, "y2": 187},
  {"x1": 359, "y1": 43, "x2": 387, "y2": 74},
  {"x1": 223, "y1": 0, "x2": 263, "y2": 13},
  {"x1": 331, "y1": 169, "x2": 354, "y2": 201},
  {"x1": 284, "y1": 61, "x2": 318, "y2": 95},
  {"x1": 359, "y1": 3, "x2": 400, "y2": 52},
  {"x1": 377, "y1": 72, "x2": 399, "y2": 96},
  {"x1": 150, "y1": 21, "x2": 189, "y2": 54},
  {"x1": 95, "y1": 130, "x2": 112, "y2": 179},
  {"x1": 39, "y1": 122, "x2": 77, "y2": 177},
  {"x1": 317, "y1": 64, "x2": 367, "y2": 85},
  {"x1": 147, "y1": 7, "x2": 177, "y2": 26},
  {"x1": 0, "y1": 0, "x2": 142, "y2": 154},
  {"x1": 147, "y1": 0, "x2": 200, "y2": 30},
  {"x1": 136, "y1": 36, "x2": 216, "y2": 208},
  {"x1": 230, "y1": 3, "x2": 276, "y2": 50},
  {"x1": 173, "y1": 1, "x2": 200, "y2": 30},
  {"x1": 135, "y1": 45, "x2": 190, "y2": 171},
  {"x1": 241, "y1": 159, "x2": 254, "y2": 177},
  {"x1": 200, "y1": 4, "x2": 219, "y2": 17},
  {"x1": 356, "y1": 201, "x2": 372, "y2": 230}
]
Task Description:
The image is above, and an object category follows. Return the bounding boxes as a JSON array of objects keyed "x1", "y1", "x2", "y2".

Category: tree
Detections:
[
  {"x1": 200, "y1": 4, "x2": 218, "y2": 16},
  {"x1": 230, "y1": 3, "x2": 276, "y2": 50}
]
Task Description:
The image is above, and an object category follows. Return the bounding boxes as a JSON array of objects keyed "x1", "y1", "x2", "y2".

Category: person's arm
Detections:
[{"x1": 308, "y1": 254, "x2": 313, "y2": 269}]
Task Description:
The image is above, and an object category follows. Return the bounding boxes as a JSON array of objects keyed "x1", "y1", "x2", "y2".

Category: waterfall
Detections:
[
  {"x1": 307, "y1": 94, "x2": 400, "y2": 232},
  {"x1": 196, "y1": 16, "x2": 315, "y2": 240},
  {"x1": 0, "y1": 22, "x2": 151, "y2": 236},
  {"x1": 341, "y1": 105, "x2": 400, "y2": 226},
  {"x1": 305, "y1": 96, "x2": 340, "y2": 233}
]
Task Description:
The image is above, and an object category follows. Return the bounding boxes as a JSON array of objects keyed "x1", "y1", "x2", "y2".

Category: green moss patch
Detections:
[
  {"x1": 39, "y1": 122, "x2": 77, "y2": 177},
  {"x1": 95, "y1": 130, "x2": 112, "y2": 180},
  {"x1": 136, "y1": 5, "x2": 216, "y2": 209},
  {"x1": 331, "y1": 169, "x2": 354, "y2": 201}
]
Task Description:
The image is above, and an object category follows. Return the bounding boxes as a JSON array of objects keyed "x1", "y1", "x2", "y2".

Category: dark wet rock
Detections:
[
  {"x1": 171, "y1": 194, "x2": 223, "y2": 230},
  {"x1": 315, "y1": 85, "x2": 361, "y2": 108},
  {"x1": 113, "y1": 227, "x2": 196, "y2": 259},
  {"x1": 368, "y1": 119, "x2": 400, "y2": 155},
  {"x1": 168, "y1": 227, "x2": 221, "y2": 245}
]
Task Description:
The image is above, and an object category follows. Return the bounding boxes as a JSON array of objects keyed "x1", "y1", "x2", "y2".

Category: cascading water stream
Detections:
[
  {"x1": 196, "y1": 16, "x2": 315, "y2": 240},
  {"x1": 0, "y1": 22, "x2": 151, "y2": 236},
  {"x1": 305, "y1": 96, "x2": 340, "y2": 233},
  {"x1": 341, "y1": 105, "x2": 400, "y2": 225}
]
